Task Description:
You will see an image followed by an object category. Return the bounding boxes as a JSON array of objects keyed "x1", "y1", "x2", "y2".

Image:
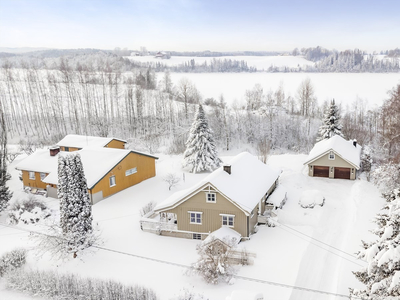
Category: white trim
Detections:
[
  {"x1": 206, "y1": 192, "x2": 216, "y2": 203},
  {"x1": 125, "y1": 167, "x2": 137, "y2": 176},
  {"x1": 40, "y1": 172, "x2": 46, "y2": 181},
  {"x1": 221, "y1": 215, "x2": 235, "y2": 227},
  {"x1": 29, "y1": 171, "x2": 35, "y2": 180},
  {"x1": 219, "y1": 213, "x2": 235, "y2": 217},
  {"x1": 109, "y1": 175, "x2": 116, "y2": 187},
  {"x1": 304, "y1": 149, "x2": 360, "y2": 170},
  {"x1": 189, "y1": 211, "x2": 203, "y2": 214},
  {"x1": 328, "y1": 151, "x2": 335, "y2": 160},
  {"x1": 189, "y1": 211, "x2": 202, "y2": 224}
]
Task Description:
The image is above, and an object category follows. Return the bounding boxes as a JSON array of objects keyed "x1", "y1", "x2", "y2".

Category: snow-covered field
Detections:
[
  {"x1": 0, "y1": 150, "x2": 384, "y2": 299},
  {"x1": 125, "y1": 55, "x2": 315, "y2": 70},
  {"x1": 169, "y1": 72, "x2": 400, "y2": 108}
]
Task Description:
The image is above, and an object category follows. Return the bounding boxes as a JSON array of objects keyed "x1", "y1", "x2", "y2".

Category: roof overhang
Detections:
[{"x1": 303, "y1": 148, "x2": 360, "y2": 170}]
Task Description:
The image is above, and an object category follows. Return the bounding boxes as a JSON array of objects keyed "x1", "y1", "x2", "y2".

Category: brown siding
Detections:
[
  {"x1": 21, "y1": 170, "x2": 48, "y2": 189},
  {"x1": 105, "y1": 139, "x2": 125, "y2": 149},
  {"x1": 59, "y1": 146, "x2": 80, "y2": 152},
  {"x1": 90, "y1": 152, "x2": 156, "y2": 199},
  {"x1": 162, "y1": 187, "x2": 249, "y2": 237}
]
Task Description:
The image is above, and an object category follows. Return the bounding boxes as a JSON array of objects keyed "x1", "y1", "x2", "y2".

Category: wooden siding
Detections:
[
  {"x1": 161, "y1": 187, "x2": 249, "y2": 237},
  {"x1": 308, "y1": 152, "x2": 357, "y2": 180},
  {"x1": 59, "y1": 146, "x2": 80, "y2": 152},
  {"x1": 21, "y1": 170, "x2": 48, "y2": 189},
  {"x1": 89, "y1": 152, "x2": 156, "y2": 199},
  {"x1": 105, "y1": 139, "x2": 125, "y2": 149}
]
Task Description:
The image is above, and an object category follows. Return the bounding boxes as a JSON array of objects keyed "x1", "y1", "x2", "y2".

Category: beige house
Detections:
[
  {"x1": 304, "y1": 135, "x2": 361, "y2": 180},
  {"x1": 152, "y1": 152, "x2": 281, "y2": 240}
]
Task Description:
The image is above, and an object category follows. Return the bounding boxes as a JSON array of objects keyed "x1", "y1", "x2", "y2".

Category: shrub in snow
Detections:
[
  {"x1": 191, "y1": 236, "x2": 236, "y2": 284},
  {"x1": 299, "y1": 190, "x2": 325, "y2": 209},
  {"x1": 350, "y1": 189, "x2": 400, "y2": 299},
  {"x1": 0, "y1": 248, "x2": 26, "y2": 277},
  {"x1": 163, "y1": 173, "x2": 180, "y2": 190},
  {"x1": 182, "y1": 104, "x2": 222, "y2": 173},
  {"x1": 372, "y1": 162, "x2": 400, "y2": 194},
  {"x1": 140, "y1": 201, "x2": 157, "y2": 217},
  {"x1": 170, "y1": 288, "x2": 207, "y2": 300},
  {"x1": 8, "y1": 194, "x2": 51, "y2": 225},
  {"x1": 5, "y1": 269, "x2": 158, "y2": 300}
]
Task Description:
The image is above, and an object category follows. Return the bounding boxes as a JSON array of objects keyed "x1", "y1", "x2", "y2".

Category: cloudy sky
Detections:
[{"x1": 1, "y1": 0, "x2": 399, "y2": 52}]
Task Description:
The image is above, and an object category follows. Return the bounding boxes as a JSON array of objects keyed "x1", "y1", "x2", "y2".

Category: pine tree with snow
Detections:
[
  {"x1": 350, "y1": 189, "x2": 400, "y2": 299},
  {"x1": 0, "y1": 106, "x2": 12, "y2": 214},
  {"x1": 317, "y1": 99, "x2": 344, "y2": 141},
  {"x1": 182, "y1": 104, "x2": 222, "y2": 173},
  {"x1": 58, "y1": 153, "x2": 93, "y2": 257}
]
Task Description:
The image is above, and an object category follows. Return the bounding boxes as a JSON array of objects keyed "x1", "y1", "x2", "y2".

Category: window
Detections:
[
  {"x1": 329, "y1": 151, "x2": 335, "y2": 160},
  {"x1": 206, "y1": 192, "x2": 216, "y2": 203},
  {"x1": 109, "y1": 175, "x2": 116, "y2": 187},
  {"x1": 40, "y1": 173, "x2": 46, "y2": 180},
  {"x1": 189, "y1": 212, "x2": 202, "y2": 224},
  {"x1": 221, "y1": 214, "x2": 235, "y2": 227},
  {"x1": 29, "y1": 171, "x2": 35, "y2": 180},
  {"x1": 193, "y1": 233, "x2": 201, "y2": 240},
  {"x1": 125, "y1": 167, "x2": 137, "y2": 176},
  {"x1": 64, "y1": 147, "x2": 69, "y2": 151}
]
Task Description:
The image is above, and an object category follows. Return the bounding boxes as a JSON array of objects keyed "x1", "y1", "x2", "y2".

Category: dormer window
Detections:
[
  {"x1": 206, "y1": 193, "x2": 216, "y2": 203},
  {"x1": 329, "y1": 151, "x2": 335, "y2": 160}
]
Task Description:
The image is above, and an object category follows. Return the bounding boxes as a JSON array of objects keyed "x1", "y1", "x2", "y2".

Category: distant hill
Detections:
[{"x1": 0, "y1": 47, "x2": 52, "y2": 53}]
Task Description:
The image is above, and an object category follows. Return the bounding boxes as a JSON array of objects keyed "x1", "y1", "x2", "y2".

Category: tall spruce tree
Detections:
[
  {"x1": 58, "y1": 153, "x2": 93, "y2": 256},
  {"x1": 183, "y1": 104, "x2": 222, "y2": 173},
  {"x1": 317, "y1": 99, "x2": 344, "y2": 141},
  {"x1": 350, "y1": 189, "x2": 400, "y2": 299},
  {"x1": 0, "y1": 104, "x2": 12, "y2": 213}
]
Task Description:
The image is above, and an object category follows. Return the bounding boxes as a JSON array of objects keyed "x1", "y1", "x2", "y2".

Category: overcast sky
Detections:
[{"x1": 1, "y1": 0, "x2": 399, "y2": 52}]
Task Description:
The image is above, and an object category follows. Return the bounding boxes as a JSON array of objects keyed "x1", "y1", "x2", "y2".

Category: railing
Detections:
[{"x1": 140, "y1": 219, "x2": 178, "y2": 234}]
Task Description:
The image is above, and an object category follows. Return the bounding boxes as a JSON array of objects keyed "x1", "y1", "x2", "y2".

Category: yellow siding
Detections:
[
  {"x1": 21, "y1": 170, "x2": 48, "y2": 189},
  {"x1": 90, "y1": 152, "x2": 156, "y2": 199},
  {"x1": 162, "y1": 187, "x2": 249, "y2": 237},
  {"x1": 105, "y1": 139, "x2": 125, "y2": 149},
  {"x1": 59, "y1": 146, "x2": 80, "y2": 152}
]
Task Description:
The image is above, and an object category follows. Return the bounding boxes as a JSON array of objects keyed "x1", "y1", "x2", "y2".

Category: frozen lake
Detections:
[{"x1": 169, "y1": 72, "x2": 400, "y2": 108}]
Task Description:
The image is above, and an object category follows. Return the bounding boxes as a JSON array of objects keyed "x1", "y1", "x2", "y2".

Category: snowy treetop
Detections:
[
  {"x1": 156, "y1": 152, "x2": 281, "y2": 215},
  {"x1": 304, "y1": 135, "x2": 362, "y2": 169},
  {"x1": 57, "y1": 134, "x2": 127, "y2": 149}
]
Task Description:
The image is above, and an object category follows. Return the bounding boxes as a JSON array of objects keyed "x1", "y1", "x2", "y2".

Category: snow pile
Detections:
[
  {"x1": 7, "y1": 195, "x2": 51, "y2": 225},
  {"x1": 298, "y1": 190, "x2": 325, "y2": 209}
]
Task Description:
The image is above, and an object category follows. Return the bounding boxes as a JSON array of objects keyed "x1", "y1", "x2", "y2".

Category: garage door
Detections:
[
  {"x1": 313, "y1": 166, "x2": 329, "y2": 178},
  {"x1": 334, "y1": 167, "x2": 351, "y2": 179}
]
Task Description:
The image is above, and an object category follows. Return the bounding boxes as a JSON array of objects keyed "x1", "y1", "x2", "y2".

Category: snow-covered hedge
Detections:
[
  {"x1": 0, "y1": 248, "x2": 26, "y2": 277},
  {"x1": 298, "y1": 190, "x2": 325, "y2": 209},
  {"x1": 6, "y1": 269, "x2": 158, "y2": 300},
  {"x1": 8, "y1": 195, "x2": 51, "y2": 225}
]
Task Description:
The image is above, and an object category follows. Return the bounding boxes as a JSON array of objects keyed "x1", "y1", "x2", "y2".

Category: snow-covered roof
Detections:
[
  {"x1": 304, "y1": 135, "x2": 362, "y2": 169},
  {"x1": 15, "y1": 147, "x2": 157, "y2": 189},
  {"x1": 57, "y1": 134, "x2": 126, "y2": 149},
  {"x1": 155, "y1": 152, "x2": 281, "y2": 215},
  {"x1": 203, "y1": 226, "x2": 242, "y2": 246}
]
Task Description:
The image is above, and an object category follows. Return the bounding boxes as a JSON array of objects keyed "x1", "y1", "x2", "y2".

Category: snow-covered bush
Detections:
[
  {"x1": 140, "y1": 201, "x2": 157, "y2": 217},
  {"x1": 170, "y1": 288, "x2": 207, "y2": 300},
  {"x1": 0, "y1": 248, "x2": 27, "y2": 277},
  {"x1": 5, "y1": 269, "x2": 158, "y2": 300},
  {"x1": 299, "y1": 190, "x2": 325, "y2": 209},
  {"x1": 191, "y1": 236, "x2": 236, "y2": 284},
  {"x1": 372, "y1": 162, "x2": 400, "y2": 194},
  {"x1": 8, "y1": 195, "x2": 51, "y2": 225}
]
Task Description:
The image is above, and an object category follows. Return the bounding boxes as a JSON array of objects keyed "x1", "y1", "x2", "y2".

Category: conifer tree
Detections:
[
  {"x1": 183, "y1": 104, "x2": 222, "y2": 173},
  {"x1": 350, "y1": 189, "x2": 400, "y2": 299},
  {"x1": 58, "y1": 153, "x2": 93, "y2": 256},
  {"x1": 317, "y1": 99, "x2": 344, "y2": 141},
  {"x1": 0, "y1": 104, "x2": 12, "y2": 213}
]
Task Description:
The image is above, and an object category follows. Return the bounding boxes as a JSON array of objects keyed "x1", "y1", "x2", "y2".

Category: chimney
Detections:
[
  {"x1": 49, "y1": 146, "x2": 60, "y2": 156},
  {"x1": 223, "y1": 165, "x2": 231, "y2": 175},
  {"x1": 353, "y1": 139, "x2": 357, "y2": 147}
]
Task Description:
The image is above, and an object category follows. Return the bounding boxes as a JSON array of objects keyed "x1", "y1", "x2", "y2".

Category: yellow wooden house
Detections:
[{"x1": 57, "y1": 134, "x2": 126, "y2": 152}]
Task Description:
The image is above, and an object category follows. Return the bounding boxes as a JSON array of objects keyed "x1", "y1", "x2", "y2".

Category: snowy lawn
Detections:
[{"x1": 0, "y1": 152, "x2": 384, "y2": 300}]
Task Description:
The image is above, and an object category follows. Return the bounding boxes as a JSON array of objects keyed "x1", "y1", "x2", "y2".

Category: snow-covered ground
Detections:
[
  {"x1": 124, "y1": 55, "x2": 315, "y2": 70},
  {"x1": 0, "y1": 150, "x2": 384, "y2": 299},
  {"x1": 169, "y1": 72, "x2": 400, "y2": 108}
]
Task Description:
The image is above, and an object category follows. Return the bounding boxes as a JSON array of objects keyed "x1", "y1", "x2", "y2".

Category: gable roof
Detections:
[
  {"x1": 303, "y1": 135, "x2": 362, "y2": 169},
  {"x1": 57, "y1": 134, "x2": 127, "y2": 149},
  {"x1": 15, "y1": 147, "x2": 157, "y2": 189},
  {"x1": 154, "y1": 152, "x2": 281, "y2": 215},
  {"x1": 203, "y1": 226, "x2": 242, "y2": 247}
]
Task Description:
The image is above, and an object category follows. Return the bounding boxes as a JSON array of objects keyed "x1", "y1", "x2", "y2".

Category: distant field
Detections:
[
  {"x1": 125, "y1": 55, "x2": 314, "y2": 70},
  {"x1": 168, "y1": 72, "x2": 400, "y2": 108}
]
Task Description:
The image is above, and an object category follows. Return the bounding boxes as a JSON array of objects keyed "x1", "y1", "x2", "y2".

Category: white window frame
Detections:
[
  {"x1": 40, "y1": 172, "x2": 46, "y2": 181},
  {"x1": 220, "y1": 214, "x2": 235, "y2": 227},
  {"x1": 329, "y1": 151, "x2": 335, "y2": 160},
  {"x1": 125, "y1": 167, "x2": 137, "y2": 176},
  {"x1": 193, "y1": 233, "x2": 202, "y2": 240},
  {"x1": 29, "y1": 171, "x2": 35, "y2": 180},
  {"x1": 206, "y1": 192, "x2": 216, "y2": 203},
  {"x1": 109, "y1": 175, "x2": 116, "y2": 187},
  {"x1": 189, "y1": 211, "x2": 202, "y2": 224}
]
